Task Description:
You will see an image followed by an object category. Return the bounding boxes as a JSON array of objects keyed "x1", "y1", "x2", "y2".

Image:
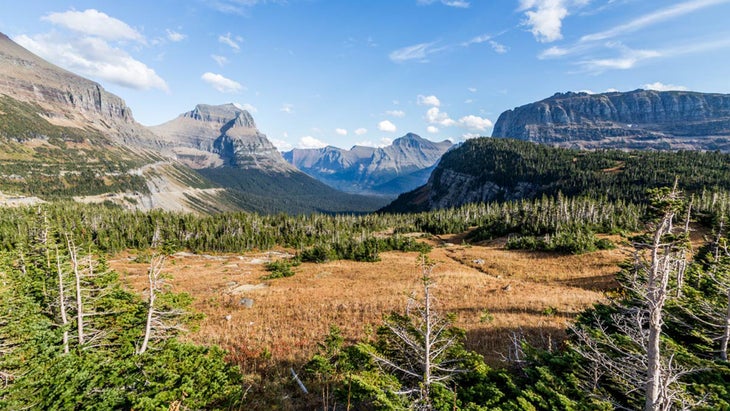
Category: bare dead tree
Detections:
[
  {"x1": 572, "y1": 186, "x2": 698, "y2": 411},
  {"x1": 369, "y1": 255, "x2": 463, "y2": 410},
  {"x1": 55, "y1": 246, "x2": 70, "y2": 354},
  {"x1": 137, "y1": 252, "x2": 188, "y2": 355}
]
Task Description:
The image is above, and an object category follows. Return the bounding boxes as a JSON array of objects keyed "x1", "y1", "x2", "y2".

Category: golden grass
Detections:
[{"x1": 112, "y1": 234, "x2": 630, "y2": 370}]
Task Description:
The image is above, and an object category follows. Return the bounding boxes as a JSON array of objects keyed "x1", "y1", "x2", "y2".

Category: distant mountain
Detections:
[
  {"x1": 0, "y1": 32, "x2": 232, "y2": 213},
  {"x1": 381, "y1": 137, "x2": 730, "y2": 213},
  {"x1": 492, "y1": 89, "x2": 730, "y2": 151},
  {"x1": 150, "y1": 104, "x2": 388, "y2": 214},
  {"x1": 283, "y1": 133, "x2": 453, "y2": 196}
]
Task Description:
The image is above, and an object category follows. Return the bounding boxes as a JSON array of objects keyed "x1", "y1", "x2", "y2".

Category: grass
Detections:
[{"x1": 112, "y1": 233, "x2": 628, "y2": 371}]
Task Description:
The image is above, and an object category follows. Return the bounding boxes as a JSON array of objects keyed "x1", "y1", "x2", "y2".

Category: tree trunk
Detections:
[
  {"x1": 55, "y1": 247, "x2": 69, "y2": 354},
  {"x1": 721, "y1": 288, "x2": 730, "y2": 361},
  {"x1": 67, "y1": 239, "x2": 84, "y2": 346}
]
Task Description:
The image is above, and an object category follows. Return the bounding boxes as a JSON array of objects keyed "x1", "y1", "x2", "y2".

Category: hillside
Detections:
[
  {"x1": 0, "y1": 32, "x2": 238, "y2": 213},
  {"x1": 283, "y1": 133, "x2": 453, "y2": 196},
  {"x1": 492, "y1": 89, "x2": 730, "y2": 150},
  {"x1": 382, "y1": 137, "x2": 730, "y2": 212}
]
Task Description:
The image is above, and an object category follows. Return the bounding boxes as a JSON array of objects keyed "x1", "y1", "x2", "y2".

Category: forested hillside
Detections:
[{"x1": 384, "y1": 137, "x2": 730, "y2": 212}]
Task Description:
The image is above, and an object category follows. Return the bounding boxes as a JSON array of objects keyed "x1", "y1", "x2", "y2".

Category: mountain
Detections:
[
  {"x1": 492, "y1": 89, "x2": 730, "y2": 150},
  {"x1": 283, "y1": 133, "x2": 453, "y2": 196},
  {"x1": 150, "y1": 104, "x2": 388, "y2": 214},
  {"x1": 0, "y1": 32, "x2": 234, "y2": 213},
  {"x1": 381, "y1": 137, "x2": 730, "y2": 213},
  {"x1": 0, "y1": 32, "x2": 385, "y2": 214}
]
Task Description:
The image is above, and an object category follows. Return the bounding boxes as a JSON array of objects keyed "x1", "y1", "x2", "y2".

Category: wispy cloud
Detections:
[
  {"x1": 580, "y1": 0, "x2": 730, "y2": 43},
  {"x1": 354, "y1": 128, "x2": 368, "y2": 136},
  {"x1": 204, "y1": 0, "x2": 283, "y2": 14},
  {"x1": 417, "y1": 0, "x2": 470, "y2": 8},
  {"x1": 389, "y1": 42, "x2": 440, "y2": 63},
  {"x1": 280, "y1": 103, "x2": 294, "y2": 114},
  {"x1": 386, "y1": 110, "x2": 406, "y2": 118},
  {"x1": 335, "y1": 128, "x2": 348, "y2": 136},
  {"x1": 166, "y1": 29, "x2": 186, "y2": 42},
  {"x1": 577, "y1": 43, "x2": 661, "y2": 72},
  {"x1": 233, "y1": 102, "x2": 258, "y2": 113},
  {"x1": 211, "y1": 54, "x2": 229, "y2": 66},
  {"x1": 219, "y1": 32, "x2": 242, "y2": 51}
]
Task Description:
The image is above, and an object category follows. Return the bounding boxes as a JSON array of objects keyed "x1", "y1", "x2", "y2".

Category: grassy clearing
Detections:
[{"x1": 112, "y1": 232, "x2": 628, "y2": 371}]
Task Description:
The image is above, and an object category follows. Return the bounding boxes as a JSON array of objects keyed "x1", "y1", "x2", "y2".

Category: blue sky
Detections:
[{"x1": 2, "y1": 0, "x2": 730, "y2": 150}]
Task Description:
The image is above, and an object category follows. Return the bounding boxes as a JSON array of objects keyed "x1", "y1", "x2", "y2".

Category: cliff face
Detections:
[
  {"x1": 283, "y1": 133, "x2": 453, "y2": 196},
  {"x1": 0, "y1": 33, "x2": 161, "y2": 146},
  {"x1": 492, "y1": 90, "x2": 730, "y2": 150},
  {"x1": 151, "y1": 104, "x2": 295, "y2": 172}
]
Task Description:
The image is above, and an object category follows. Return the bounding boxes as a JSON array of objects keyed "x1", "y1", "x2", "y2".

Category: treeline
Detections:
[{"x1": 0, "y1": 193, "x2": 663, "y2": 258}]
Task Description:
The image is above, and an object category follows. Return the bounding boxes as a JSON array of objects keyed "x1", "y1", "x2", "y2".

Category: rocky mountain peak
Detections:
[{"x1": 184, "y1": 103, "x2": 256, "y2": 129}]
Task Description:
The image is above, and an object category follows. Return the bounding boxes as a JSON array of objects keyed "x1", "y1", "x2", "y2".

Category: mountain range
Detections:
[
  {"x1": 283, "y1": 133, "x2": 453, "y2": 197},
  {"x1": 0, "y1": 32, "x2": 386, "y2": 214}
]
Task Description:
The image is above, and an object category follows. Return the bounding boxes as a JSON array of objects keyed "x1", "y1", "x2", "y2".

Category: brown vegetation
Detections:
[{"x1": 112, "y1": 234, "x2": 629, "y2": 370}]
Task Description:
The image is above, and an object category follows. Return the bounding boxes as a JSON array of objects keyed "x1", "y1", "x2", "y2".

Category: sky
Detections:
[{"x1": 2, "y1": 0, "x2": 730, "y2": 151}]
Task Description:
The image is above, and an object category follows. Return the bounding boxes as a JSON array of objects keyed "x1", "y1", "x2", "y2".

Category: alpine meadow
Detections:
[{"x1": 3, "y1": 1, "x2": 730, "y2": 410}]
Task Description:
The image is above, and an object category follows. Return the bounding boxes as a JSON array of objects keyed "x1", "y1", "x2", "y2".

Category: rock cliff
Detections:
[
  {"x1": 492, "y1": 90, "x2": 730, "y2": 150},
  {"x1": 283, "y1": 133, "x2": 453, "y2": 196}
]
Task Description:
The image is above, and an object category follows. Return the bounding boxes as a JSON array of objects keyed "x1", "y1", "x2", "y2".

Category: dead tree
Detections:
[
  {"x1": 573, "y1": 186, "x2": 696, "y2": 411},
  {"x1": 369, "y1": 255, "x2": 463, "y2": 410}
]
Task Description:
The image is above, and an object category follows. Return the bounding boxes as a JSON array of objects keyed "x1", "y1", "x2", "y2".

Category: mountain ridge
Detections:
[
  {"x1": 283, "y1": 133, "x2": 453, "y2": 196},
  {"x1": 492, "y1": 89, "x2": 730, "y2": 150}
]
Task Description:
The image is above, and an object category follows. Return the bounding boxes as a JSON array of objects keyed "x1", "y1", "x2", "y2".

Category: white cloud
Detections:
[
  {"x1": 378, "y1": 120, "x2": 397, "y2": 132},
  {"x1": 354, "y1": 128, "x2": 368, "y2": 135},
  {"x1": 201, "y1": 72, "x2": 243, "y2": 93},
  {"x1": 42, "y1": 9, "x2": 145, "y2": 42},
  {"x1": 427, "y1": 126, "x2": 439, "y2": 133},
  {"x1": 519, "y1": 0, "x2": 569, "y2": 43},
  {"x1": 462, "y1": 133, "x2": 481, "y2": 140},
  {"x1": 417, "y1": 94, "x2": 441, "y2": 107},
  {"x1": 166, "y1": 29, "x2": 186, "y2": 42},
  {"x1": 270, "y1": 137, "x2": 293, "y2": 151},
  {"x1": 417, "y1": 0, "x2": 471, "y2": 7},
  {"x1": 219, "y1": 32, "x2": 241, "y2": 50},
  {"x1": 643, "y1": 82, "x2": 689, "y2": 91},
  {"x1": 298, "y1": 136, "x2": 328, "y2": 149},
  {"x1": 211, "y1": 54, "x2": 229, "y2": 66},
  {"x1": 490, "y1": 40, "x2": 508, "y2": 54},
  {"x1": 233, "y1": 102, "x2": 258, "y2": 113},
  {"x1": 15, "y1": 33, "x2": 167, "y2": 91},
  {"x1": 463, "y1": 34, "x2": 491, "y2": 46},
  {"x1": 458, "y1": 115, "x2": 493, "y2": 131},
  {"x1": 280, "y1": 103, "x2": 294, "y2": 114},
  {"x1": 356, "y1": 138, "x2": 393, "y2": 148},
  {"x1": 425, "y1": 107, "x2": 456, "y2": 127},
  {"x1": 386, "y1": 110, "x2": 406, "y2": 118},
  {"x1": 335, "y1": 128, "x2": 348, "y2": 136},
  {"x1": 605, "y1": 88, "x2": 620, "y2": 92},
  {"x1": 467, "y1": 87, "x2": 477, "y2": 93},
  {"x1": 581, "y1": 0, "x2": 730, "y2": 43}
]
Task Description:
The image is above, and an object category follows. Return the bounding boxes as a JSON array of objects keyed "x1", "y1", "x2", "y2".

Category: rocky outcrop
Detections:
[
  {"x1": 151, "y1": 104, "x2": 295, "y2": 172},
  {"x1": 492, "y1": 90, "x2": 730, "y2": 150},
  {"x1": 283, "y1": 133, "x2": 453, "y2": 196}
]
